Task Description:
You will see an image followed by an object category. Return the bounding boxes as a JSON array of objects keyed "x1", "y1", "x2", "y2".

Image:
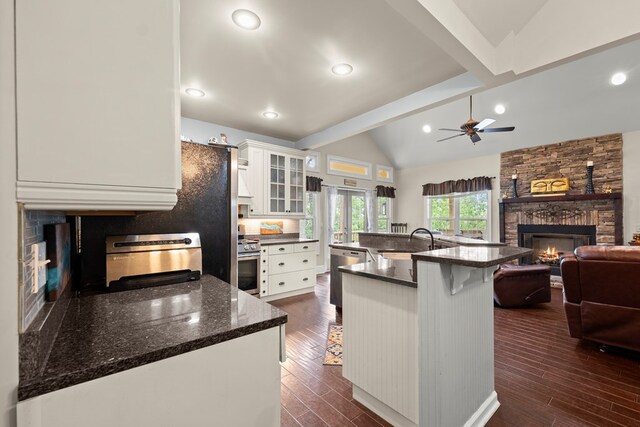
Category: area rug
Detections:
[
  {"x1": 323, "y1": 324, "x2": 343, "y2": 366},
  {"x1": 550, "y1": 275, "x2": 564, "y2": 289}
]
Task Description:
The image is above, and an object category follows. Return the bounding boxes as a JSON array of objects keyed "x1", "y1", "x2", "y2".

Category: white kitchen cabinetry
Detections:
[
  {"x1": 238, "y1": 140, "x2": 306, "y2": 218},
  {"x1": 261, "y1": 242, "x2": 317, "y2": 300},
  {"x1": 15, "y1": 0, "x2": 180, "y2": 211},
  {"x1": 17, "y1": 328, "x2": 282, "y2": 427}
]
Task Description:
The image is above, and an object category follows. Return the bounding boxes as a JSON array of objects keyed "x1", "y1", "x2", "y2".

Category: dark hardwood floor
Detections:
[{"x1": 270, "y1": 274, "x2": 640, "y2": 427}]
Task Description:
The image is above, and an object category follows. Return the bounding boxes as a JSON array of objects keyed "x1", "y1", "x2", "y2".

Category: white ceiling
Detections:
[
  {"x1": 369, "y1": 38, "x2": 640, "y2": 169},
  {"x1": 179, "y1": 0, "x2": 640, "y2": 169},
  {"x1": 452, "y1": 0, "x2": 548, "y2": 47},
  {"x1": 180, "y1": 0, "x2": 464, "y2": 141}
]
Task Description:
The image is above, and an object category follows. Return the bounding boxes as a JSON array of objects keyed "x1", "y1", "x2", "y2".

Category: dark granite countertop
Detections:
[
  {"x1": 18, "y1": 275, "x2": 287, "y2": 401},
  {"x1": 260, "y1": 238, "x2": 319, "y2": 246},
  {"x1": 339, "y1": 259, "x2": 416, "y2": 288},
  {"x1": 412, "y1": 246, "x2": 532, "y2": 267}
]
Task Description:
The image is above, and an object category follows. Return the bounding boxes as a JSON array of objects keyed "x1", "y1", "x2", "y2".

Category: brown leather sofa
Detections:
[
  {"x1": 493, "y1": 263, "x2": 551, "y2": 307},
  {"x1": 561, "y1": 246, "x2": 640, "y2": 352}
]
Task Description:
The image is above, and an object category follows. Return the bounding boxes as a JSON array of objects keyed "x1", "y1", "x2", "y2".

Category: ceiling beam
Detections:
[{"x1": 296, "y1": 72, "x2": 482, "y2": 150}]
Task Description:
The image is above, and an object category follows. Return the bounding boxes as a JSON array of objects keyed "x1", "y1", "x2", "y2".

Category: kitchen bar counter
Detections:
[
  {"x1": 18, "y1": 275, "x2": 287, "y2": 400},
  {"x1": 412, "y1": 246, "x2": 532, "y2": 267}
]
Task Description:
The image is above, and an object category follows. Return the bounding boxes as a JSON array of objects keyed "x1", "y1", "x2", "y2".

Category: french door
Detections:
[{"x1": 333, "y1": 190, "x2": 366, "y2": 243}]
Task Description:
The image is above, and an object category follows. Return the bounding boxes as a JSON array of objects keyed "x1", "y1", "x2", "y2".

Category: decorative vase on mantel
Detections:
[
  {"x1": 585, "y1": 161, "x2": 595, "y2": 194},
  {"x1": 510, "y1": 174, "x2": 519, "y2": 198}
]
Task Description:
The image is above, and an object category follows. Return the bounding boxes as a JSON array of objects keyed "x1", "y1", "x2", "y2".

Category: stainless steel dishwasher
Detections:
[{"x1": 330, "y1": 248, "x2": 371, "y2": 309}]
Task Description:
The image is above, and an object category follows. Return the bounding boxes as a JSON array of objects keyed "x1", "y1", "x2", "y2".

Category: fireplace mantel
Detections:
[
  {"x1": 500, "y1": 192, "x2": 621, "y2": 204},
  {"x1": 499, "y1": 192, "x2": 623, "y2": 245}
]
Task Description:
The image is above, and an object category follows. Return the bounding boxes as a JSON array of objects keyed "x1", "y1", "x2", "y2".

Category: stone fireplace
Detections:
[{"x1": 499, "y1": 133, "x2": 623, "y2": 255}]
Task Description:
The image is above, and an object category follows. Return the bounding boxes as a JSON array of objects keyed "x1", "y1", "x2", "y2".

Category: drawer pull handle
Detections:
[
  {"x1": 303, "y1": 259, "x2": 309, "y2": 263},
  {"x1": 278, "y1": 262, "x2": 285, "y2": 266},
  {"x1": 279, "y1": 282, "x2": 285, "y2": 286},
  {"x1": 279, "y1": 248, "x2": 285, "y2": 251},
  {"x1": 303, "y1": 277, "x2": 309, "y2": 281},
  {"x1": 302, "y1": 246, "x2": 309, "y2": 249}
]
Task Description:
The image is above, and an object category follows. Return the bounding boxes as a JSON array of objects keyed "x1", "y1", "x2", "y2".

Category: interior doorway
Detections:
[{"x1": 333, "y1": 190, "x2": 366, "y2": 243}]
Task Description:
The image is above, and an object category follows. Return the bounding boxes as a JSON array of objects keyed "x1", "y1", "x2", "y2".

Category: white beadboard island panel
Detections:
[
  {"x1": 342, "y1": 274, "x2": 418, "y2": 426},
  {"x1": 419, "y1": 261, "x2": 500, "y2": 427}
]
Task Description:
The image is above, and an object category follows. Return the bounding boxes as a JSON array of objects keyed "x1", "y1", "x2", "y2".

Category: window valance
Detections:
[
  {"x1": 422, "y1": 176, "x2": 492, "y2": 196},
  {"x1": 306, "y1": 176, "x2": 323, "y2": 192},
  {"x1": 376, "y1": 185, "x2": 396, "y2": 198}
]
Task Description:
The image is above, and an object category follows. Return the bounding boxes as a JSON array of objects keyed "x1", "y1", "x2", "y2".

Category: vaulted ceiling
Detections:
[{"x1": 180, "y1": 0, "x2": 640, "y2": 167}]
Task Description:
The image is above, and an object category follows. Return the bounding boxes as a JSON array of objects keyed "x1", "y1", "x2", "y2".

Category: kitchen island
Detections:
[
  {"x1": 340, "y1": 246, "x2": 531, "y2": 427},
  {"x1": 17, "y1": 275, "x2": 287, "y2": 427}
]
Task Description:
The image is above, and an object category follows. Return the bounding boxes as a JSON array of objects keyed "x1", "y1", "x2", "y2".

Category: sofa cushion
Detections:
[{"x1": 576, "y1": 246, "x2": 640, "y2": 263}]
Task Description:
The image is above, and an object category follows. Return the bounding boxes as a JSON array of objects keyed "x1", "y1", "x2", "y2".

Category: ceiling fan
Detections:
[{"x1": 437, "y1": 96, "x2": 515, "y2": 144}]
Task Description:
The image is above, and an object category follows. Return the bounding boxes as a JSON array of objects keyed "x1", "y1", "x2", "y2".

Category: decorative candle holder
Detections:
[
  {"x1": 511, "y1": 178, "x2": 518, "y2": 198},
  {"x1": 585, "y1": 165, "x2": 595, "y2": 194}
]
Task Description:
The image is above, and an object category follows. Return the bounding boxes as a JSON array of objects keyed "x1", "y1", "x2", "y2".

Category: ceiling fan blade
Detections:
[
  {"x1": 474, "y1": 118, "x2": 495, "y2": 130},
  {"x1": 438, "y1": 128, "x2": 464, "y2": 132},
  {"x1": 470, "y1": 133, "x2": 481, "y2": 143},
  {"x1": 478, "y1": 126, "x2": 515, "y2": 133},
  {"x1": 437, "y1": 134, "x2": 465, "y2": 142}
]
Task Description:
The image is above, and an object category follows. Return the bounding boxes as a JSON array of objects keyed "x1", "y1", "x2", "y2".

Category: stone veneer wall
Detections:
[{"x1": 500, "y1": 134, "x2": 623, "y2": 246}]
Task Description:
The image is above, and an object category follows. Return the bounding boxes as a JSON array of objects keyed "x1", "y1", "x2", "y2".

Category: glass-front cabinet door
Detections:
[
  {"x1": 268, "y1": 153, "x2": 286, "y2": 214},
  {"x1": 266, "y1": 153, "x2": 305, "y2": 216},
  {"x1": 289, "y1": 156, "x2": 304, "y2": 214}
]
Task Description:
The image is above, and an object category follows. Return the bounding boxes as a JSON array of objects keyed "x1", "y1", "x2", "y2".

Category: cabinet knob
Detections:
[
  {"x1": 278, "y1": 262, "x2": 285, "y2": 266},
  {"x1": 303, "y1": 259, "x2": 309, "y2": 263},
  {"x1": 279, "y1": 248, "x2": 285, "y2": 251},
  {"x1": 303, "y1": 277, "x2": 309, "y2": 281},
  {"x1": 279, "y1": 282, "x2": 285, "y2": 286},
  {"x1": 262, "y1": 270, "x2": 266, "y2": 273},
  {"x1": 302, "y1": 246, "x2": 309, "y2": 249}
]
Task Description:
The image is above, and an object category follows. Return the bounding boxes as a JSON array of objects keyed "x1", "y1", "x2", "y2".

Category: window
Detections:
[
  {"x1": 375, "y1": 165, "x2": 394, "y2": 183},
  {"x1": 326, "y1": 155, "x2": 372, "y2": 180},
  {"x1": 305, "y1": 152, "x2": 320, "y2": 172},
  {"x1": 424, "y1": 190, "x2": 490, "y2": 239},
  {"x1": 300, "y1": 192, "x2": 317, "y2": 239},
  {"x1": 377, "y1": 197, "x2": 392, "y2": 232}
]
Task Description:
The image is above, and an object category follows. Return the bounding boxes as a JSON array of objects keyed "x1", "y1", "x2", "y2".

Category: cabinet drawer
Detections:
[
  {"x1": 269, "y1": 252, "x2": 314, "y2": 274},
  {"x1": 268, "y1": 244, "x2": 293, "y2": 255},
  {"x1": 294, "y1": 242, "x2": 317, "y2": 253},
  {"x1": 269, "y1": 270, "x2": 315, "y2": 295}
]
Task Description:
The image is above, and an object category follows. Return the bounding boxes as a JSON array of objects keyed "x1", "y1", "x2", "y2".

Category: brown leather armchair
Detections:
[
  {"x1": 493, "y1": 263, "x2": 551, "y2": 307},
  {"x1": 561, "y1": 246, "x2": 640, "y2": 352}
]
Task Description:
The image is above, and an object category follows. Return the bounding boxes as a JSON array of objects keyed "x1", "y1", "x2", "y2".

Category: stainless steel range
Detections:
[{"x1": 237, "y1": 239, "x2": 261, "y2": 295}]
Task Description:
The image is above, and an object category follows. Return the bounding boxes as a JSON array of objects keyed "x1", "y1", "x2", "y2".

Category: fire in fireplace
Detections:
[{"x1": 518, "y1": 224, "x2": 597, "y2": 275}]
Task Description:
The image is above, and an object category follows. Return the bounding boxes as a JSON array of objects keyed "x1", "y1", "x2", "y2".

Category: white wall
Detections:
[
  {"x1": 0, "y1": 0, "x2": 19, "y2": 424},
  {"x1": 623, "y1": 130, "x2": 640, "y2": 242},
  {"x1": 395, "y1": 154, "x2": 501, "y2": 241},
  {"x1": 181, "y1": 117, "x2": 295, "y2": 149}
]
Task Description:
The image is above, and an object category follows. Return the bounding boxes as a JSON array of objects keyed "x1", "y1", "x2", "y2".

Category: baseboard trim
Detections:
[
  {"x1": 464, "y1": 391, "x2": 500, "y2": 427},
  {"x1": 261, "y1": 286, "x2": 314, "y2": 302},
  {"x1": 352, "y1": 385, "x2": 417, "y2": 427}
]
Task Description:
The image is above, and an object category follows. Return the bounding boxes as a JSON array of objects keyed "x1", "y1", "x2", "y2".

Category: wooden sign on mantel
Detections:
[{"x1": 344, "y1": 179, "x2": 357, "y2": 187}]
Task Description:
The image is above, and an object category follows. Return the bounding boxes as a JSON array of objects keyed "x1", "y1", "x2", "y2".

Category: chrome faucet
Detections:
[{"x1": 409, "y1": 227, "x2": 435, "y2": 250}]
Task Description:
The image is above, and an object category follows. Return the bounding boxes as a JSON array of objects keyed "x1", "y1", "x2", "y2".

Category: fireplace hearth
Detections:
[{"x1": 518, "y1": 224, "x2": 597, "y2": 275}]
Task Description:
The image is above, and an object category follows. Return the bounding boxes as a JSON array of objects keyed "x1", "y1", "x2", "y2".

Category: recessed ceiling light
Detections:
[
  {"x1": 232, "y1": 9, "x2": 261, "y2": 30},
  {"x1": 331, "y1": 63, "x2": 353, "y2": 76},
  {"x1": 494, "y1": 104, "x2": 506, "y2": 115},
  {"x1": 185, "y1": 88, "x2": 205, "y2": 97},
  {"x1": 262, "y1": 111, "x2": 279, "y2": 119},
  {"x1": 422, "y1": 124, "x2": 432, "y2": 133},
  {"x1": 610, "y1": 72, "x2": 627, "y2": 86}
]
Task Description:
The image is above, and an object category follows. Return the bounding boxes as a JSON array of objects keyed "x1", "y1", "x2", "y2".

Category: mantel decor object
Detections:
[
  {"x1": 511, "y1": 173, "x2": 518, "y2": 198},
  {"x1": 530, "y1": 178, "x2": 569, "y2": 196},
  {"x1": 585, "y1": 161, "x2": 595, "y2": 194}
]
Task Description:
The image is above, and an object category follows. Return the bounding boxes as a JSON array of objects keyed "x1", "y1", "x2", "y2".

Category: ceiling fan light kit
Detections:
[{"x1": 437, "y1": 96, "x2": 515, "y2": 144}]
